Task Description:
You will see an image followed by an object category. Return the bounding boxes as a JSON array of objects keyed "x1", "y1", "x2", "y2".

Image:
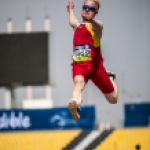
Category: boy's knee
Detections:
[
  {"x1": 108, "y1": 96, "x2": 118, "y2": 104},
  {"x1": 105, "y1": 93, "x2": 118, "y2": 104},
  {"x1": 74, "y1": 75, "x2": 85, "y2": 90}
]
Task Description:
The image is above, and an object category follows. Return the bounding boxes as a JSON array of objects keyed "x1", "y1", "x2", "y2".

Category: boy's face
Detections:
[{"x1": 81, "y1": 0, "x2": 98, "y2": 21}]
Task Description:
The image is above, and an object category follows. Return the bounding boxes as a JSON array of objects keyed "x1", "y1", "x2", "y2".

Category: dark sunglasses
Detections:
[{"x1": 82, "y1": 5, "x2": 96, "y2": 12}]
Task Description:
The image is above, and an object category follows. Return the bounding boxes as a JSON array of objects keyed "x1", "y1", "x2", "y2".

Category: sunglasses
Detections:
[{"x1": 82, "y1": 5, "x2": 96, "y2": 12}]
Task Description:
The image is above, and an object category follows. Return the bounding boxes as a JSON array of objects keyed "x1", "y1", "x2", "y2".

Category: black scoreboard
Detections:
[{"x1": 0, "y1": 32, "x2": 49, "y2": 86}]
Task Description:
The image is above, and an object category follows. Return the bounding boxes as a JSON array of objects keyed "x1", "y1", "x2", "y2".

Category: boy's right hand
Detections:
[{"x1": 67, "y1": 0, "x2": 74, "y2": 12}]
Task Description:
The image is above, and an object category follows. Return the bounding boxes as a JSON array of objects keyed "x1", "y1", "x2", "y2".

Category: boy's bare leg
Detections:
[
  {"x1": 68, "y1": 75, "x2": 85, "y2": 120},
  {"x1": 104, "y1": 71, "x2": 118, "y2": 104}
]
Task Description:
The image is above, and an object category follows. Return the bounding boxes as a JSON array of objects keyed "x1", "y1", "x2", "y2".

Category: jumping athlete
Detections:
[{"x1": 67, "y1": 0, "x2": 118, "y2": 120}]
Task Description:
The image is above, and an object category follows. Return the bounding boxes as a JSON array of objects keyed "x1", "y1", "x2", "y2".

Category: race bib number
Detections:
[{"x1": 73, "y1": 44, "x2": 91, "y2": 62}]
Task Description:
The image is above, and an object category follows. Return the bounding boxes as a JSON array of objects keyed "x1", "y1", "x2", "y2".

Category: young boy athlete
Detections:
[{"x1": 67, "y1": 0, "x2": 118, "y2": 120}]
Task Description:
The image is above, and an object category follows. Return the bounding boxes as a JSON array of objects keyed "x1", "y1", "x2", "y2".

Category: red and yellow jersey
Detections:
[{"x1": 73, "y1": 22, "x2": 103, "y2": 62}]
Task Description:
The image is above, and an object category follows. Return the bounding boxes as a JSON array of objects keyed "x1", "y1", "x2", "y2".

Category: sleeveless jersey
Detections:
[{"x1": 73, "y1": 22, "x2": 103, "y2": 62}]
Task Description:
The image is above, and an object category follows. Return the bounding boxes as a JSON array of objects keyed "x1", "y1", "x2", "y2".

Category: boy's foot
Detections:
[
  {"x1": 107, "y1": 71, "x2": 116, "y2": 80},
  {"x1": 68, "y1": 99, "x2": 80, "y2": 121}
]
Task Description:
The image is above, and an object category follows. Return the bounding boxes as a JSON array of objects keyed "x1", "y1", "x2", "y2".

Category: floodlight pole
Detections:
[
  {"x1": 25, "y1": 15, "x2": 33, "y2": 101},
  {"x1": 4, "y1": 18, "x2": 16, "y2": 109}
]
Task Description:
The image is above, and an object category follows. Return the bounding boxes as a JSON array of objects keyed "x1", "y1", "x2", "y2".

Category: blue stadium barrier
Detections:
[
  {"x1": 0, "y1": 105, "x2": 95, "y2": 131},
  {"x1": 124, "y1": 102, "x2": 150, "y2": 127}
]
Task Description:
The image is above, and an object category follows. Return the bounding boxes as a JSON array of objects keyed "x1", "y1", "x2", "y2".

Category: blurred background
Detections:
[{"x1": 0, "y1": 0, "x2": 150, "y2": 150}]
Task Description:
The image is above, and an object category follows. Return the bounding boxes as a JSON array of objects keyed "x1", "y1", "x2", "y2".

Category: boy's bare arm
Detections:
[{"x1": 67, "y1": 0, "x2": 80, "y2": 29}]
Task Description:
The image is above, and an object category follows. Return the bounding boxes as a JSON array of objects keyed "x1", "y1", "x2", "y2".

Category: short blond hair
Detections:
[
  {"x1": 85, "y1": 0, "x2": 101, "y2": 10},
  {"x1": 92, "y1": 0, "x2": 100, "y2": 9}
]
